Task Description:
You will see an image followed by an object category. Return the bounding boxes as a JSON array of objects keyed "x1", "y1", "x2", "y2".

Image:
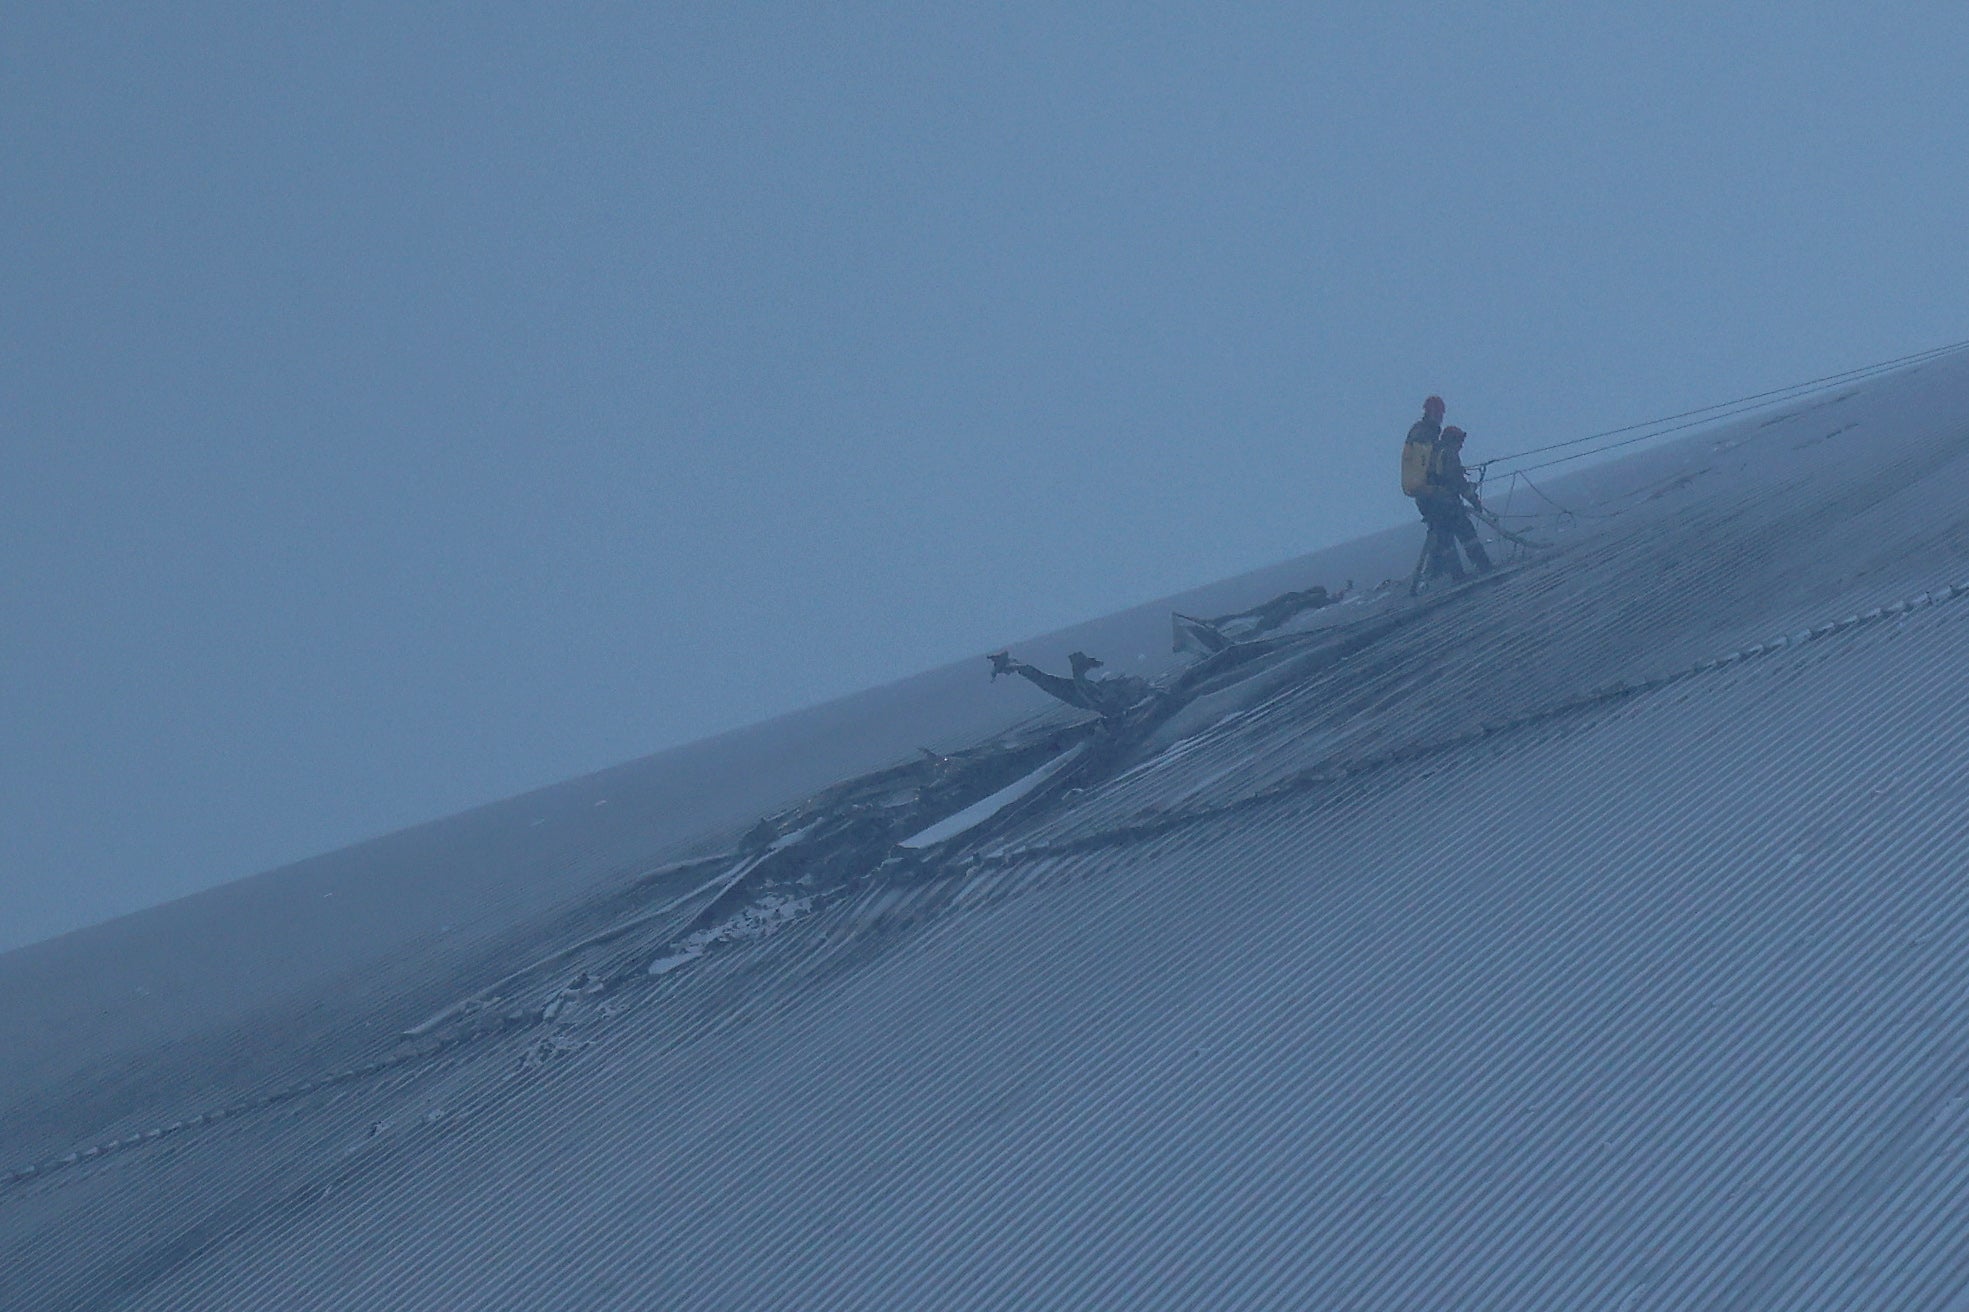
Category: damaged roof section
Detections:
[{"x1": 9, "y1": 353, "x2": 1969, "y2": 1308}]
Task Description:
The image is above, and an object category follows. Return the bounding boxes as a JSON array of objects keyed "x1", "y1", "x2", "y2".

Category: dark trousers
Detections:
[{"x1": 1417, "y1": 497, "x2": 1492, "y2": 580}]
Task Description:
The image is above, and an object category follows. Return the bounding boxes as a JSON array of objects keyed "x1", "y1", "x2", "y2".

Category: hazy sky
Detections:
[{"x1": 5, "y1": 3, "x2": 1965, "y2": 951}]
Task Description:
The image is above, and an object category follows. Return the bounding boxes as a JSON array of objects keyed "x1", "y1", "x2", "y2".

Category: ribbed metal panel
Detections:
[{"x1": 8, "y1": 357, "x2": 1969, "y2": 1308}]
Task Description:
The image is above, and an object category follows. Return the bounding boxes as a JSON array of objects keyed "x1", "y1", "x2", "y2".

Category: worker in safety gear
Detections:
[
  {"x1": 1400, "y1": 395, "x2": 1446, "y2": 501},
  {"x1": 1416, "y1": 425, "x2": 1493, "y2": 581}
]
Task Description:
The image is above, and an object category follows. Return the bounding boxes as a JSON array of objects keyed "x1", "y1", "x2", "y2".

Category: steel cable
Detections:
[{"x1": 1478, "y1": 338, "x2": 1969, "y2": 477}]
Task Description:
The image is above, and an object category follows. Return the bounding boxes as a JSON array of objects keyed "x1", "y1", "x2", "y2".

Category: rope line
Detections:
[
  {"x1": 1513, "y1": 471, "x2": 1617, "y2": 523},
  {"x1": 1479, "y1": 338, "x2": 1969, "y2": 477},
  {"x1": 975, "y1": 579, "x2": 1969, "y2": 869},
  {"x1": 8, "y1": 576, "x2": 1963, "y2": 1195}
]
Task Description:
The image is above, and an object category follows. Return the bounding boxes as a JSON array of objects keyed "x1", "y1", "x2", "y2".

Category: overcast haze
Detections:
[{"x1": 4, "y1": 3, "x2": 1965, "y2": 952}]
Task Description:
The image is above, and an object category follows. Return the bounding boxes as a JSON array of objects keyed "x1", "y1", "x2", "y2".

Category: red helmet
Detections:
[
  {"x1": 1423, "y1": 395, "x2": 1445, "y2": 419},
  {"x1": 1441, "y1": 425, "x2": 1467, "y2": 443}
]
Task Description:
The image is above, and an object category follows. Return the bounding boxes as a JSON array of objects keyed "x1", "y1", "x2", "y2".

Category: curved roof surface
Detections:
[{"x1": 7, "y1": 350, "x2": 1969, "y2": 1309}]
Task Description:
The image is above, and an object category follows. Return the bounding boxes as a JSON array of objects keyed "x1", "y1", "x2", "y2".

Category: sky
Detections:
[{"x1": 3, "y1": 2, "x2": 1965, "y2": 953}]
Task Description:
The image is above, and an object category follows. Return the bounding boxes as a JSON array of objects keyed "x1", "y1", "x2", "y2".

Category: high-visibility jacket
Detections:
[
  {"x1": 1400, "y1": 418, "x2": 1440, "y2": 497},
  {"x1": 1426, "y1": 445, "x2": 1478, "y2": 504}
]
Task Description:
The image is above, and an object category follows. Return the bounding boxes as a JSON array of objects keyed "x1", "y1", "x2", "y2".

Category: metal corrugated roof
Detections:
[{"x1": 7, "y1": 356, "x2": 1969, "y2": 1309}]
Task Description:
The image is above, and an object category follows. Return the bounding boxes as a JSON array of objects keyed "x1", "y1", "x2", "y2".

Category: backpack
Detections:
[{"x1": 1400, "y1": 438, "x2": 1434, "y2": 497}]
